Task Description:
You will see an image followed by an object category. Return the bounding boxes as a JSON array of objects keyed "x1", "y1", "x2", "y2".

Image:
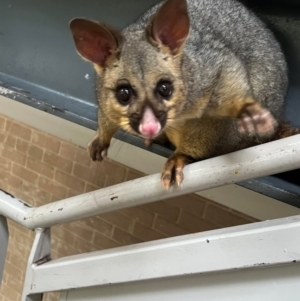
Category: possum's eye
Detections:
[
  {"x1": 116, "y1": 85, "x2": 133, "y2": 106},
  {"x1": 156, "y1": 81, "x2": 173, "y2": 100}
]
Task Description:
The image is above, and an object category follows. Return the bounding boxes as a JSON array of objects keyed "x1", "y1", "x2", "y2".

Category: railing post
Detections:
[
  {"x1": 22, "y1": 228, "x2": 51, "y2": 301},
  {"x1": 0, "y1": 215, "x2": 8, "y2": 283}
]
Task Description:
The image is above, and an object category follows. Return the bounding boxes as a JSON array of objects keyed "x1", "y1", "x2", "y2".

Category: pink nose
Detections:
[
  {"x1": 138, "y1": 107, "x2": 162, "y2": 138},
  {"x1": 140, "y1": 123, "x2": 160, "y2": 138}
]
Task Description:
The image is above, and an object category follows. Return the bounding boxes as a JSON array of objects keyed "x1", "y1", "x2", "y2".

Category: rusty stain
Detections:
[
  {"x1": 235, "y1": 170, "x2": 238, "y2": 175},
  {"x1": 34, "y1": 254, "x2": 51, "y2": 265}
]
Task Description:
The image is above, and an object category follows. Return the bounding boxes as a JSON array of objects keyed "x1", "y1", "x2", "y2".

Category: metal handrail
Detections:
[{"x1": 1, "y1": 134, "x2": 300, "y2": 230}]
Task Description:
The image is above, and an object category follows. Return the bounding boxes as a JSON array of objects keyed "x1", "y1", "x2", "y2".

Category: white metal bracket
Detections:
[
  {"x1": 21, "y1": 228, "x2": 51, "y2": 301},
  {"x1": 22, "y1": 215, "x2": 300, "y2": 296}
]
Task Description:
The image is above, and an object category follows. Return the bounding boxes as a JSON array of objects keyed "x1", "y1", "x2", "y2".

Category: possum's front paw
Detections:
[
  {"x1": 88, "y1": 136, "x2": 109, "y2": 162},
  {"x1": 237, "y1": 103, "x2": 277, "y2": 136},
  {"x1": 161, "y1": 154, "x2": 192, "y2": 190}
]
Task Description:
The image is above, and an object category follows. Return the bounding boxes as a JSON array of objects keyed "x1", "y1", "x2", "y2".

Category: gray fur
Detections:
[
  {"x1": 70, "y1": 0, "x2": 290, "y2": 186},
  {"x1": 125, "y1": 0, "x2": 287, "y2": 118}
]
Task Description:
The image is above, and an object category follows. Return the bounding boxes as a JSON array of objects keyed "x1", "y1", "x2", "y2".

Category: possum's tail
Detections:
[{"x1": 272, "y1": 122, "x2": 300, "y2": 141}]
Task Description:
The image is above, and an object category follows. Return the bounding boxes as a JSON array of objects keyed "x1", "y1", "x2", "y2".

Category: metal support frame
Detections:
[
  {"x1": 0, "y1": 134, "x2": 299, "y2": 299},
  {"x1": 21, "y1": 228, "x2": 51, "y2": 301},
  {"x1": 25, "y1": 216, "x2": 300, "y2": 298},
  {"x1": 0, "y1": 135, "x2": 300, "y2": 230}
]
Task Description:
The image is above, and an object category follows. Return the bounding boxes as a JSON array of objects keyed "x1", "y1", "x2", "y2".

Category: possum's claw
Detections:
[
  {"x1": 161, "y1": 154, "x2": 192, "y2": 189},
  {"x1": 88, "y1": 136, "x2": 109, "y2": 162}
]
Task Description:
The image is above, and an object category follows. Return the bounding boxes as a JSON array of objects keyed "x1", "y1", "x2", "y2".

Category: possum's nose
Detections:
[
  {"x1": 140, "y1": 123, "x2": 161, "y2": 137},
  {"x1": 139, "y1": 107, "x2": 161, "y2": 138}
]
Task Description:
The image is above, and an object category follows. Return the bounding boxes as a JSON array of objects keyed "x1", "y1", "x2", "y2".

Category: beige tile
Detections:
[
  {"x1": 0, "y1": 116, "x2": 6, "y2": 130},
  {"x1": 73, "y1": 163, "x2": 105, "y2": 187},
  {"x1": 133, "y1": 222, "x2": 166, "y2": 241},
  {"x1": 204, "y1": 204, "x2": 252, "y2": 227},
  {"x1": 101, "y1": 212, "x2": 134, "y2": 232},
  {"x1": 12, "y1": 164, "x2": 38, "y2": 184},
  {"x1": 143, "y1": 201, "x2": 180, "y2": 222},
  {"x1": 113, "y1": 227, "x2": 142, "y2": 246},
  {"x1": 10, "y1": 123, "x2": 31, "y2": 140},
  {"x1": 52, "y1": 225, "x2": 76, "y2": 247},
  {"x1": 0, "y1": 170, "x2": 23, "y2": 189},
  {"x1": 38, "y1": 176, "x2": 67, "y2": 199},
  {"x1": 55, "y1": 170, "x2": 85, "y2": 193},
  {"x1": 4, "y1": 135, "x2": 16, "y2": 148},
  {"x1": 178, "y1": 211, "x2": 218, "y2": 233},
  {"x1": 63, "y1": 221, "x2": 94, "y2": 243},
  {"x1": 0, "y1": 283, "x2": 20, "y2": 301},
  {"x1": 44, "y1": 151, "x2": 73, "y2": 173},
  {"x1": 154, "y1": 216, "x2": 190, "y2": 237},
  {"x1": 0, "y1": 156, "x2": 12, "y2": 171},
  {"x1": 125, "y1": 169, "x2": 143, "y2": 180},
  {"x1": 93, "y1": 232, "x2": 120, "y2": 250},
  {"x1": 81, "y1": 216, "x2": 113, "y2": 238},
  {"x1": 28, "y1": 144, "x2": 43, "y2": 160},
  {"x1": 121, "y1": 206, "x2": 155, "y2": 227},
  {"x1": 2, "y1": 146, "x2": 26, "y2": 166},
  {"x1": 27, "y1": 157, "x2": 54, "y2": 179},
  {"x1": 166, "y1": 194, "x2": 207, "y2": 218},
  {"x1": 59, "y1": 142, "x2": 77, "y2": 161}
]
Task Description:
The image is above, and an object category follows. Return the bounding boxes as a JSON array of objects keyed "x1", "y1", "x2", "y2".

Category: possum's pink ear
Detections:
[
  {"x1": 70, "y1": 18, "x2": 119, "y2": 67},
  {"x1": 151, "y1": 0, "x2": 190, "y2": 55}
]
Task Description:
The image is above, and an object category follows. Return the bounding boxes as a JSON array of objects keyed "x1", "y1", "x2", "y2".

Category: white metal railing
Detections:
[
  {"x1": 1, "y1": 134, "x2": 300, "y2": 230},
  {"x1": 29, "y1": 215, "x2": 300, "y2": 297},
  {"x1": 0, "y1": 134, "x2": 300, "y2": 301}
]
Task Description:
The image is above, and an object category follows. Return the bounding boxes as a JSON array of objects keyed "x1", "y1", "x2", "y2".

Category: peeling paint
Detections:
[
  {"x1": 19, "y1": 200, "x2": 32, "y2": 208},
  {"x1": 0, "y1": 85, "x2": 66, "y2": 114},
  {"x1": 254, "y1": 263, "x2": 266, "y2": 266},
  {"x1": 0, "y1": 188, "x2": 15, "y2": 199},
  {"x1": 0, "y1": 86, "x2": 13, "y2": 95},
  {"x1": 51, "y1": 105, "x2": 65, "y2": 113}
]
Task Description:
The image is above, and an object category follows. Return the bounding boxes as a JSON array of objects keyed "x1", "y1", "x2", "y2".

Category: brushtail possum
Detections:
[{"x1": 70, "y1": 0, "x2": 298, "y2": 189}]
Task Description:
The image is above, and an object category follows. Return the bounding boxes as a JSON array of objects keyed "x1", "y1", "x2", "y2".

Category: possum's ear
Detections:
[
  {"x1": 150, "y1": 0, "x2": 190, "y2": 55},
  {"x1": 69, "y1": 18, "x2": 120, "y2": 67}
]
